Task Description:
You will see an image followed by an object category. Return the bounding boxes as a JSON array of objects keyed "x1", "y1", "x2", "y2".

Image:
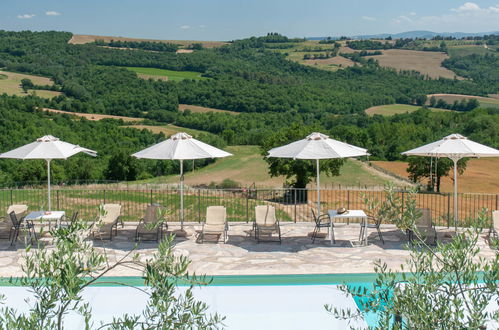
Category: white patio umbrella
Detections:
[
  {"x1": 132, "y1": 132, "x2": 232, "y2": 227},
  {"x1": 402, "y1": 133, "x2": 499, "y2": 229},
  {"x1": 267, "y1": 132, "x2": 369, "y2": 216},
  {"x1": 0, "y1": 135, "x2": 97, "y2": 210}
]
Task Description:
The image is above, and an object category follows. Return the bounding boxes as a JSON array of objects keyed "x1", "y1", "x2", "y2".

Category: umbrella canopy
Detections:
[
  {"x1": 267, "y1": 132, "x2": 370, "y2": 216},
  {"x1": 402, "y1": 133, "x2": 499, "y2": 229},
  {"x1": 267, "y1": 132, "x2": 368, "y2": 160},
  {"x1": 132, "y1": 132, "x2": 232, "y2": 226},
  {"x1": 0, "y1": 135, "x2": 97, "y2": 210}
]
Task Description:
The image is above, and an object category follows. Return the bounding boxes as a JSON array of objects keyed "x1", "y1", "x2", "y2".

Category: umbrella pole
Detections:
[
  {"x1": 180, "y1": 159, "x2": 184, "y2": 229},
  {"x1": 316, "y1": 159, "x2": 320, "y2": 216},
  {"x1": 46, "y1": 159, "x2": 51, "y2": 211},
  {"x1": 453, "y1": 158, "x2": 458, "y2": 231}
]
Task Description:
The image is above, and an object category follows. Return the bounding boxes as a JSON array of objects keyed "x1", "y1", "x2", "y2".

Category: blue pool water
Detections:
[{"x1": 1, "y1": 273, "x2": 496, "y2": 329}]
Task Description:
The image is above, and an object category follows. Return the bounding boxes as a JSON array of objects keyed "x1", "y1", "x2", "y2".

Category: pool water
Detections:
[
  {"x1": 0, "y1": 273, "x2": 381, "y2": 329},
  {"x1": 1, "y1": 273, "x2": 496, "y2": 329}
]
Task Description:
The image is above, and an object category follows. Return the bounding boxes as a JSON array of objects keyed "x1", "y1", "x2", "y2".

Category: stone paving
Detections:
[{"x1": 0, "y1": 222, "x2": 496, "y2": 277}]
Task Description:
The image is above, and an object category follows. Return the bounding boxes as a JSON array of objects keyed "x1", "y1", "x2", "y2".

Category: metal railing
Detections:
[{"x1": 0, "y1": 187, "x2": 497, "y2": 227}]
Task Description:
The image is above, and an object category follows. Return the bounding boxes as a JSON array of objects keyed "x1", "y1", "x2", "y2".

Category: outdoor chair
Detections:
[
  {"x1": 135, "y1": 204, "x2": 167, "y2": 242},
  {"x1": 489, "y1": 210, "x2": 498, "y2": 241},
  {"x1": 91, "y1": 204, "x2": 122, "y2": 240},
  {"x1": 60, "y1": 211, "x2": 79, "y2": 228},
  {"x1": 311, "y1": 209, "x2": 332, "y2": 244},
  {"x1": 254, "y1": 205, "x2": 281, "y2": 244},
  {"x1": 408, "y1": 208, "x2": 437, "y2": 245},
  {"x1": 0, "y1": 205, "x2": 28, "y2": 241},
  {"x1": 199, "y1": 206, "x2": 227, "y2": 243},
  {"x1": 359, "y1": 215, "x2": 384, "y2": 245},
  {"x1": 9, "y1": 211, "x2": 37, "y2": 246}
]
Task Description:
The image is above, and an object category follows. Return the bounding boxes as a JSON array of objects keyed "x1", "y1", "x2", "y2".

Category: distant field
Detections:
[
  {"x1": 125, "y1": 124, "x2": 207, "y2": 137},
  {"x1": 373, "y1": 159, "x2": 499, "y2": 194},
  {"x1": 137, "y1": 145, "x2": 395, "y2": 188},
  {"x1": 269, "y1": 40, "x2": 353, "y2": 71},
  {"x1": 43, "y1": 108, "x2": 143, "y2": 122},
  {"x1": 302, "y1": 56, "x2": 356, "y2": 70},
  {"x1": 179, "y1": 104, "x2": 239, "y2": 115},
  {"x1": 126, "y1": 67, "x2": 206, "y2": 81},
  {"x1": 69, "y1": 34, "x2": 227, "y2": 48},
  {"x1": 365, "y1": 104, "x2": 450, "y2": 116},
  {"x1": 0, "y1": 70, "x2": 62, "y2": 98},
  {"x1": 447, "y1": 45, "x2": 495, "y2": 57},
  {"x1": 365, "y1": 49, "x2": 460, "y2": 79},
  {"x1": 427, "y1": 94, "x2": 499, "y2": 109}
]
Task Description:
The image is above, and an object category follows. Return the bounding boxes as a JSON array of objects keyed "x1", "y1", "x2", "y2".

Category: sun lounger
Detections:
[
  {"x1": 135, "y1": 204, "x2": 167, "y2": 242},
  {"x1": 409, "y1": 208, "x2": 437, "y2": 245},
  {"x1": 255, "y1": 205, "x2": 281, "y2": 244},
  {"x1": 489, "y1": 210, "x2": 498, "y2": 240},
  {"x1": 0, "y1": 205, "x2": 28, "y2": 241},
  {"x1": 91, "y1": 204, "x2": 122, "y2": 240},
  {"x1": 199, "y1": 206, "x2": 227, "y2": 243}
]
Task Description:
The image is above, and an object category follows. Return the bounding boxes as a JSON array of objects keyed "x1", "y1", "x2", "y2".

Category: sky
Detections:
[{"x1": 1, "y1": 1, "x2": 498, "y2": 41}]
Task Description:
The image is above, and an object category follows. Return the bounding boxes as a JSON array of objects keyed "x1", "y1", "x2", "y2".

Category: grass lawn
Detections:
[
  {"x1": 135, "y1": 146, "x2": 393, "y2": 188},
  {"x1": 427, "y1": 94, "x2": 499, "y2": 110},
  {"x1": 365, "y1": 104, "x2": 451, "y2": 116},
  {"x1": 447, "y1": 45, "x2": 494, "y2": 57},
  {"x1": 0, "y1": 70, "x2": 62, "y2": 98},
  {"x1": 124, "y1": 124, "x2": 208, "y2": 137},
  {"x1": 126, "y1": 67, "x2": 206, "y2": 81}
]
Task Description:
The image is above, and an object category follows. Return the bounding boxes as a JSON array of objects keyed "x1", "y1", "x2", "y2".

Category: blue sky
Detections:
[{"x1": 1, "y1": 1, "x2": 498, "y2": 40}]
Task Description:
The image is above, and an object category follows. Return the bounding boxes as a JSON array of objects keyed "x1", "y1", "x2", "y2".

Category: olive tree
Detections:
[
  {"x1": 0, "y1": 215, "x2": 224, "y2": 329},
  {"x1": 328, "y1": 187, "x2": 498, "y2": 329}
]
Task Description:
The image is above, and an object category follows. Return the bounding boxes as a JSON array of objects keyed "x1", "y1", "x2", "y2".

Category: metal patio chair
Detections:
[
  {"x1": 359, "y1": 215, "x2": 385, "y2": 245},
  {"x1": 311, "y1": 209, "x2": 333, "y2": 244}
]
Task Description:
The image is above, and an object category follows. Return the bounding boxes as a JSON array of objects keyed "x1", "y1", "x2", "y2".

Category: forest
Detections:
[{"x1": 0, "y1": 30, "x2": 498, "y2": 185}]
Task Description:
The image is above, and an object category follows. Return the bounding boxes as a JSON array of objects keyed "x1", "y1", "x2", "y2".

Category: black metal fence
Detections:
[{"x1": 0, "y1": 187, "x2": 497, "y2": 227}]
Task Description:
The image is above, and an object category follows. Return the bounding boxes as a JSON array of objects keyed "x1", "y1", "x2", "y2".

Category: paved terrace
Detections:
[{"x1": 0, "y1": 223, "x2": 496, "y2": 277}]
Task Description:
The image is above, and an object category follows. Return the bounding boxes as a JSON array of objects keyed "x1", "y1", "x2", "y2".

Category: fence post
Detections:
[
  {"x1": 496, "y1": 194, "x2": 498, "y2": 211},
  {"x1": 246, "y1": 191, "x2": 249, "y2": 223},
  {"x1": 57, "y1": 190, "x2": 60, "y2": 210},
  {"x1": 294, "y1": 189, "x2": 297, "y2": 223},
  {"x1": 150, "y1": 189, "x2": 153, "y2": 204},
  {"x1": 347, "y1": 190, "x2": 350, "y2": 210},
  {"x1": 103, "y1": 190, "x2": 106, "y2": 204},
  {"x1": 401, "y1": 191, "x2": 405, "y2": 214},
  {"x1": 10, "y1": 189, "x2": 13, "y2": 205},
  {"x1": 198, "y1": 189, "x2": 201, "y2": 223},
  {"x1": 447, "y1": 193, "x2": 451, "y2": 228}
]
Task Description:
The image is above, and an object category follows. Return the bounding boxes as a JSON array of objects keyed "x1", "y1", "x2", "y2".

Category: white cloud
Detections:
[
  {"x1": 361, "y1": 16, "x2": 376, "y2": 21},
  {"x1": 46, "y1": 11, "x2": 61, "y2": 16},
  {"x1": 452, "y1": 2, "x2": 480, "y2": 12},
  {"x1": 199, "y1": 24, "x2": 206, "y2": 28},
  {"x1": 180, "y1": 25, "x2": 191, "y2": 30},
  {"x1": 17, "y1": 14, "x2": 35, "y2": 19},
  {"x1": 409, "y1": 12, "x2": 417, "y2": 16},
  {"x1": 392, "y1": 3, "x2": 499, "y2": 30},
  {"x1": 392, "y1": 15, "x2": 413, "y2": 25}
]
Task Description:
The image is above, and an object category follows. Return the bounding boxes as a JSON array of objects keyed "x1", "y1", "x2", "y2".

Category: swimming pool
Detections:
[{"x1": 0, "y1": 273, "x2": 496, "y2": 329}]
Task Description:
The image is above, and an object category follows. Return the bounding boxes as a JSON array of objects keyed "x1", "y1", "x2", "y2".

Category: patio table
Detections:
[
  {"x1": 24, "y1": 211, "x2": 66, "y2": 230},
  {"x1": 327, "y1": 210, "x2": 368, "y2": 246}
]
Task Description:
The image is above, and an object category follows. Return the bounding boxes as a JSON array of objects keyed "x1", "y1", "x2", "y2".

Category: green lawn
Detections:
[
  {"x1": 135, "y1": 146, "x2": 393, "y2": 188},
  {"x1": 125, "y1": 124, "x2": 209, "y2": 137},
  {"x1": 365, "y1": 104, "x2": 450, "y2": 116},
  {"x1": 447, "y1": 45, "x2": 495, "y2": 57},
  {"x1": 126, "y1": 67, "x2": 206, "y2": 81}
]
